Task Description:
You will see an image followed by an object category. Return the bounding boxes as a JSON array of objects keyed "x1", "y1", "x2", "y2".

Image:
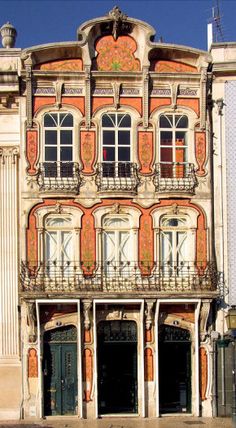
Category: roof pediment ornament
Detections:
[{"x1": 108, "y1": 6, "x2": 129, "y2": 40}]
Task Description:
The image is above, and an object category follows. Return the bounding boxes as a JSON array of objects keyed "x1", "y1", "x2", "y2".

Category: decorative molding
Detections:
[
  {"x1": 26, "y1": 302, "x2": 37, "y2": 343},
  {"x1": 151, "y1": 88, "x2": 171, "y2": 96},
  {"x1": 85, "y1": 65, "x2": 91, "y2": 129},
  {"x1": 112, "y1": 82, "x2": 121, "y2": 109},
  {"x1": 200, "y1": 68, "x2": 207, "y2": 129},
  {"x1": 199, "y1": 346, "x2": 208, "y2": 401},
  {"x1": 33, "y1": 87, "x2": 55, "y2": 95},
  {"x1": 54, "y1": 80, "x2": 63, "y2": 108},
  {"x1": 63, "y1": 87, "x2": 83, "y2": 95},
  {"x1": 80, "y1": 130, "x2": 96, "y2": 174},
  {"x1": 108, "y1": 6, "x2": 128, "y2": 40},
  {"x1": 179, "y1": 87, "x2": 198, "y2": 97},
  {"x1": 144, "y1": 347, "x2": 154, "y2": 381},
  {"x1": 199, "y1": 300, "x2": 211, "y2": 341},
  {"x1": 143, "y1": 66, "x2": 149, "y2": 128},
  {"x1": 145, "y1": 299, "x2": 155, "y2": 330},
  {"x1": 195, "y1": 130, "x2": 207, "y2": 176},
  {"x1": 138, "y1": 131, "x2": 153, "y2": 173},
  {"x1": 83, "y1": 300, "x2": 92, "y2": 331},
  {"x1": 0, "y1": 146, "x2": 19, "y2": 164},
  {"x1": 23, "y1": 53, "x2": 33, "y2": 128},
  {"x1": 171, "y1": 83, "x2": 179, "y2": 109},
  {"x1": 26, "y1": 129, "x2": 38, "y2": 175},
  {"x1": 28, "y1": 348, "x2": 38, "y2": 378}
]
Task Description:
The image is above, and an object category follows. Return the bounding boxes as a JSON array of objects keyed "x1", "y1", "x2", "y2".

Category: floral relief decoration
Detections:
[{"x1": 95, "y1": 35, "x2": 140, "y2": 72}]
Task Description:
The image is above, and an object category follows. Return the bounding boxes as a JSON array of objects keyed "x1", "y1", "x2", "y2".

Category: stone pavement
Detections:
[{"x1": 0, "y1": 417, "x2": 232, "y2": 428}]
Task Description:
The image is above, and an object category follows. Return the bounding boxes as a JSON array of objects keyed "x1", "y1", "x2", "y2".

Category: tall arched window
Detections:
[
  {"x1": 44, "y1": 216, "x2": 73, "y2": 263},
  {"x1": 43, "y1": 112, "x2": 74, "y2": 177},
  {"x1": 159, "y1": 113, "x2": 188, "y2": 178},
  {"x1": 101, "y1": 113, "x2": 131, "y2": 177},
  {"x1": 102, "y1": 216, "x2": 133, "y2": 274},
  {"x1": 160, "y1": 216, "x2": 189, "y2": 274}
]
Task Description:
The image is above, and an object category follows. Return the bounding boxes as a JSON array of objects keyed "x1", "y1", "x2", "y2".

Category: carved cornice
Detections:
[{"x1": 0, "y1": 146, "x2": 19, "y2": 164}]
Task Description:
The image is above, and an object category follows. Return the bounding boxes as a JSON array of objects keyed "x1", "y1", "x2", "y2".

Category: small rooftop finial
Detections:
[
  {"x1": 108, "y1": 6, "x2": 128, "y2": 40},
  {"x1": 0, "y1": 22, "x2": 17, "y2": 48}
]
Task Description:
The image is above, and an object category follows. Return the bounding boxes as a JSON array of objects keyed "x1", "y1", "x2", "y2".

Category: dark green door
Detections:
[
  {"x1": 97, "y1": 320, "x2": 138, "y2": 414},
  {"x1": 43, "y1": 326, "x2": 77, "y2": 416},
  {"x1": 159, "y1": 325, "x2": 191, "y2": 413}
]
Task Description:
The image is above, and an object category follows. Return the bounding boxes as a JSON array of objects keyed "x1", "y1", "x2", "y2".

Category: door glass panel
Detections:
[
  {"x1": 103, "y1": 147, "x2": 115, "y2": 162},
  {"x1": 102, "y1": 114, "x2": 116, "y2": 127},
  {"x1": 118, "y1": 114, "x2": 131, "y2": 127},
  {"x1": 160, "y1": 131, "x2": 172, "y2": 146},
  {"x1": 103, "y1": 130, "x2": 115, "y2": 145},
  {"x1": 176, "y1": 115, "x2": 188, "y2": 128},
  {"x1": 44, "y1": 114, "x2": 57, "y2": 127}
]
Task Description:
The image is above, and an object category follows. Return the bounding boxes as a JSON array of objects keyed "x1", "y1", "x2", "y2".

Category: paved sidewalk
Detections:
[{"x1": 0, "y1": 417, "x2": 232, "y2": 428}]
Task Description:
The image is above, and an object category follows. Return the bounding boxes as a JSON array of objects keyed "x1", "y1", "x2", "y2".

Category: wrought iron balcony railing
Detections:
[
  {"x1": 96, "y1": 162, "x2": 140, "y2": 193},
  {"x1": 20, "y1": 260, "x2": 218, "y2": 294},
  {"x1": 153, "y1": 163, "x2": 198, "y2": 193},
  {"x1": 37, "y1": 162, "x2": 81, "y2": 192}
]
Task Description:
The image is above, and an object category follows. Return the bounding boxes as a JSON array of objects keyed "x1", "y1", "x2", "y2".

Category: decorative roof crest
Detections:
[{"x1": 108, "y1": 6, "x2": 128, "y2": 40}]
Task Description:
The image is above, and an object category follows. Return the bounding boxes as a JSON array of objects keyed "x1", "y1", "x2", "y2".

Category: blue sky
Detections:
[{"x1": 0, "y1": 0, "x2": 235, "y2": 51}]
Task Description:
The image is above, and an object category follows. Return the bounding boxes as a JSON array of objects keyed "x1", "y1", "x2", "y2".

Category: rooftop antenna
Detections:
[{"x1": 207, "y1": 0, "x2": 224, "y2": 50}]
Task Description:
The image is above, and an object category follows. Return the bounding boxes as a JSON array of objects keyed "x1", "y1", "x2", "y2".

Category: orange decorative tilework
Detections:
[
  {"x1": 150, "y1": 98, "x2": 171, "y2": 114},
  {"x1": 200, "y1": 346, "x2": 207, "y2": 401},
  {"x1": 92, "y1": 97, "x2": 113, "y2": 114},
  {"x1": 36, "y1": 58, "x2": 83, "y2": 71},
  {"x1": 33, "y1": 97, "x2": 55, "y2": 114},
  {"x1": 145, "y1": 347, "x2": 154, "y2": 381},
  {"x1": 195, "y1": 131, "x2": 206, "y2": 176},
  {"x1": 28, "y1": 348, "x2": 38, "y2": 378},
  {"x1": 138, "y1": 131, "x2": 153, "y2": 174},
  {"x1": 120, "y1": 97, "x2": 142, "y2": 115},
  {"x1": 83, "y1": 348, "x2": 93, "y2": 402},
  {"x1": 81, "y1": 212, "x2": 96, "y2": 275},
  {"x1": 26, "y1": 130, "x2": 38, "y2": 175},
  {"x1": 177, "y1": 98, "x2": 200, "y2": 117},
  {"x1": 95, "y1": 35, "x2": 140, "y2": 72},
  {"x1": 62, "y1": 97, "x2": 85, "y2": 115},
  {"x1": 139, "y1": 213, "x2": 154, "y2": 274},
  {"x1": 80, "y1": 131, "x2": 96, "y2": 174},
  {"x1": 153, "y1": 60, "x2": 197, "y2": 73}
]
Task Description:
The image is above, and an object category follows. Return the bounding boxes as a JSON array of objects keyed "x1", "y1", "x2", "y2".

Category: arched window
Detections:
[
  {"x1": 43, "y1": 112, "x2": 74, "y2": 177},
  {"x1": 102, "y1": 215, "x2": 133, "y2": 274},
  {"x1": 159, "y1": 113, "x2": 188, "y2": 178},
  {"x1": 160, "y1": 216, "x2": 190, "y2": 275},
  {"x1": 101, "y1": 113, "x2": 131, "y2": 177},
  {"x1": 44, "y1": 216, "x2": 73, "y2": 264}
]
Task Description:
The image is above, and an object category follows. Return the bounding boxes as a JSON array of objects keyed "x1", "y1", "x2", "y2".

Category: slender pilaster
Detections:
[{"x1": 0, "y1": 146, "x2": 19, "y2": 361}]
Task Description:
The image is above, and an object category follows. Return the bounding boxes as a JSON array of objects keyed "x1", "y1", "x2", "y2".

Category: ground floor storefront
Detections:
[{"x1": 15, "y1": 298, "x2": 214, "y2": 419}]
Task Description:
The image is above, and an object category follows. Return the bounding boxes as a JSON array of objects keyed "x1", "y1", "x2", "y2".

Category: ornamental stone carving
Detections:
[{"x1": 83, "y1": 300, "x2": 92, "y2": 331}]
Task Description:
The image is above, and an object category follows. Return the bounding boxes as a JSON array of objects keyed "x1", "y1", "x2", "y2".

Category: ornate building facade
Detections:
[{"x1": 0, "y1": 8, "x2": 223, "y2": 420}]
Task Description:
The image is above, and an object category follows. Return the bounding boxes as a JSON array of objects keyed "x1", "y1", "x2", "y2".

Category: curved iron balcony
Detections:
[
  {"x1": 153, "y1": 163, "x2": 198, "y2": 194},
  {"x1": 96, "y1": 162, "x2": 140, "y2": 193},
  {"x1": 20, "y1": 260, "x2": 217, "y2": 294},
  {"x1": 37, "y1": 162, "x2": 81, "y2": 192}
]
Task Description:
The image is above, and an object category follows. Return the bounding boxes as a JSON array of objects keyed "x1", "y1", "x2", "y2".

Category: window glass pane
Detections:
[
  {"x1": 103, "y1": 147, "x2": 115, "y2": 161},
  {"x1": 160, "y1": 147, "x2": 172, "y2": 163},
  {"x1": 118, "y1": 147, "x2": 130, "y2": 161},
  {"x1": 45, "y1": 231, "x2": 57, "y2": 261},
  {"x1": 45, "y1": 130, "x2": 57, "y2": 145},
  {"x1": 119, "y1": 231, "x2": 130, "y2": 261},
  {"x1": 103, "y1": 130, "x2": 115, "y2": 145},
  {"x1": 118, "y1": 114, "x2": 131, "y2": 127},
  {"x1": 161, "y1": 231, "x2": 172, "y2": 263},
  {"x1": 102, "y1": 114, "x2": 115, "y2": 127},
  {"x1": 160, "y1": 115, "x2": 172, "y2": 128},
  {"x1": 118, "y1": 130, "x2": 130, "y2": 145},
  {"x1": 61, "y1": 232, "x2": 73, "y2": 260},
  {"x1": 104, "y1": 217, "x2": 129, "y2": 228},
  {"x1": 44, "y1": 114, "x2": 57, "y2": 127},
  {"x1": 45, "y1": 147, "x2": 57, "y2": 161},
  {"x1": 160, "y1": 131, "x2": 173, "y2": 146},
  {"x1": 46, "y1": 217, "x2": 71, "y2": 227},
  {"x1": 175, "y1": 115, "x2": 188, "y2": 128},
  {"x1": 104, "y1": 231, "x2": 115, "y2": 262},
  {"x1": 60, "y1": 130, "x2": 73, "y2": 145},
  {"x1": 60, "y1": 147, "x2": 72, "y2": 161},
  {"x1": 60, "y1": 113, "x2": 73, "y2": 127},
  {"x1": 176, "y1": 131, "x2": 187, "y2": 147}
]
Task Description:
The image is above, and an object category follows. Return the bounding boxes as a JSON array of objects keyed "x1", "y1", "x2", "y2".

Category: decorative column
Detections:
[{"x1": 0, "y1": 146, "x2": 19, "y2": 361}]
